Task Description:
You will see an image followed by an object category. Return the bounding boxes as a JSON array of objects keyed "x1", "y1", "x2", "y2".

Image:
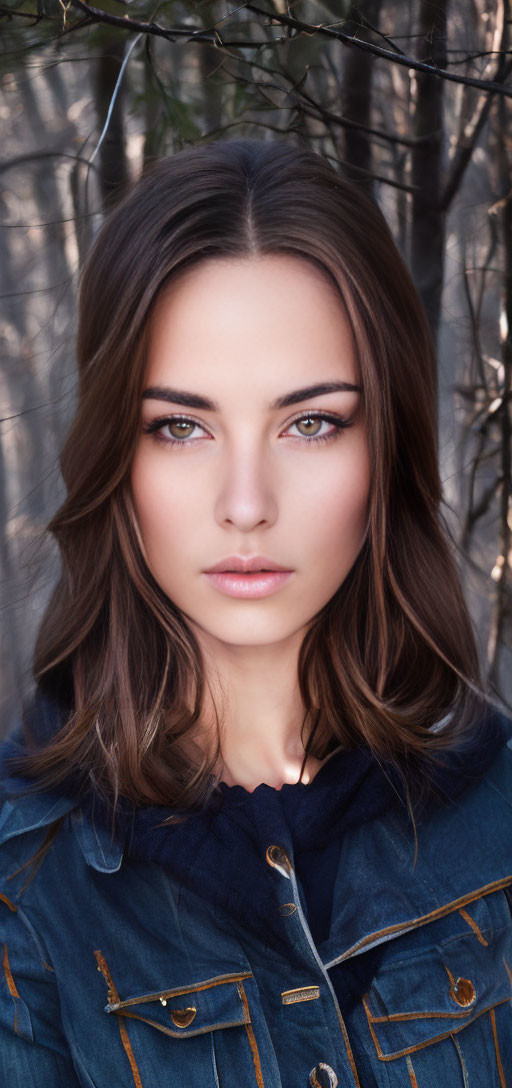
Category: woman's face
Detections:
[{"x1": 131, "y1": 254, "x2": 371, "y2": 650}]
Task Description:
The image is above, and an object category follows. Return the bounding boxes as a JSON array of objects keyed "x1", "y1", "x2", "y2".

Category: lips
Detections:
[
  {"x1": 220, "y1": 567, "x2": 277, "y2": 573},
  {"x1": 204, "y1": 556, "x2": 291, "y2": 574},
  {"x1": 204, "y1": 569, "x2": 294, "y2": 598}
]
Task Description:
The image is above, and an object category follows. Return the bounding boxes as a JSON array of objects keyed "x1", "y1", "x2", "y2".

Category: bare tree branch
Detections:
[
  {"x1": 441, "y1": 2, "x2": 512, "y2": 209},
  {"x1": 245, "y1": 2, "x2": 512, "y2": 98}
]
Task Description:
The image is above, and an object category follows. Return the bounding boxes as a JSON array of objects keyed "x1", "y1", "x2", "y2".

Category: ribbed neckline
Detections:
[{"x1": 214, "y1": 744, "x2": 353, "y2": 805}]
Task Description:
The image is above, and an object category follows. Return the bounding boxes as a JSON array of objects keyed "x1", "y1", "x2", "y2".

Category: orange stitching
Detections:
[
  {"x1": 3, "y1": 943, "x2": 20, "y2": 1035},
  {"x1": 406, "y1": 1055, "x2": 418, "y2": 1087},
  {"x1": 0, "y1": 892, "x2": 17, "y2": 912},
  {"x1": 363, "y1": 976, "x2": 473, "y2": 1023},
  {"x1": 362, "y1": 995, "x2": 383, "y2": 1058},
  {"x1": 503, "y1": 958, "x2": 512, "y2": 991},
  {"x1": 3, "y1": 944, "x2": 20, "y2": 999},
  {"x1": 237, "y1": 981, "x2": 265, "y2": 1088},
  {"x1": 94, "y1": 950, "x2": 117, "y2": 1004},
  {"x1": 367, "y1": 1007, "x2": 472, "y2": 1022},
  {"x1": 113, "y1": 1008, "x2": 250, "y2": 1037},
  {"x1": 362, "y1": 992, "x2": 511, "y2": 1060},
  {"x1": 363, "y1": 967, "x2": 476, "y2": 1025},
  {"x1": 281, "y1": 985, "x2": 320, "y2": 1004},
  {"x1": 94, "y1": 950, "x2": 143, "y2": 1088},
  {"x1": 117, "y1": 1017, "x2": 144, "y2": 1088},
  {"x1": 490, "y1": 1007, "x2": 506, "y2": 1088},
  {"x1": 458, "y1": 908, "x2": 488, "y2": 946},
  {"x1": 335, "y1": 1008, "x2": 362, "y2": 1088},
  {"x1": 107, "y1": 971, "x2": 253, "y2": 1011},
  {"x1": 338, "y1": 875, "x2": 512, "y2": 960}
]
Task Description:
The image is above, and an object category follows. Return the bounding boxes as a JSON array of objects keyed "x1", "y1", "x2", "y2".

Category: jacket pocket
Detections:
[
  {"x1": 105, "y1": 970, "x2": 253, "y2": 1037},
  {"x1": 96, "y1": 953, "x2": 273, "y2": 1088},
  {"x1": 362, "y1": 922, "x2": 512, "y2": 1085}
]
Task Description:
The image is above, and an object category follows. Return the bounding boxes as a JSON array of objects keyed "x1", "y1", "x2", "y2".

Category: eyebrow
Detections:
[{"x1": 141, "y1": 380, "x2": 362, "y2": 411}]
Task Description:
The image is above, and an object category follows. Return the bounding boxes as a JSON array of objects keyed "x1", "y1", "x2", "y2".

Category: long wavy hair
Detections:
[{"x1": 7, "y1": 137, "x2": 493, "y2": 819}]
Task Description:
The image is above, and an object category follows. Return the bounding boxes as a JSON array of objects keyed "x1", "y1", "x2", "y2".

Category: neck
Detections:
[{"x1": 191, "y1": 628, "x2": 322, "y2": 791}]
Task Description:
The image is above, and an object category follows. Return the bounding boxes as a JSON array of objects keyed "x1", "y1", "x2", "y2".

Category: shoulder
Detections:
[
  {"x1": 422, "y1": 706, "x2": 512, "y2": 841},
  {"x1": 0, "y1": 736, "x2": 123, "y2": 1084},
  {"x1": 402, "y1": 704, "x2": 512, "y2": 840},
  {"x1": 380, "y1": 707, "x2": 512, "y2": 868},
  {"x1": 0, "y1": 730, "x2": 125, "y2": 940},
  {"x1": 475, "y1": 707, "x2": 512, "y2": 802}
]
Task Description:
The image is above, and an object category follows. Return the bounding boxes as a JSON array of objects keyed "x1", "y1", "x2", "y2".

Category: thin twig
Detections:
[{"x1": 88, "y1": 32, "x2": 142, "y2": 165}]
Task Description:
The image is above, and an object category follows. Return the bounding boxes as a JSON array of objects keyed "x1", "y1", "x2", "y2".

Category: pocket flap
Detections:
[
  {"x1": 363, "y1": 927, "x2": 512, "y2": 1059},
  {"x1": 105, "y1": 971, "x2": 253, "y2": 1038}
]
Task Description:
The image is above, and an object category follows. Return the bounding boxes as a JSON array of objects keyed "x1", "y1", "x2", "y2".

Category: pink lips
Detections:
[
  {"x1": 203, "y1": 570, "x2": 293, "y2": 598},
  {"x1": 204, "y1": 555, "x2": 291, "y2": 574}
]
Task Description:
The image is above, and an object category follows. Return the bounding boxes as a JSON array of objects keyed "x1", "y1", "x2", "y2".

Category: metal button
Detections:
[
  {"x1": 266, "y1": 844, "x2": 292, "y2": 878},
  {"x1": 450, "y1": 976, "x2": 476, "y2": 1007},
  {"x1": 170, "y1": 1006, "x2": 197, "y2": 1027},
  {"x1": 279, "y1": 902, "x2": 297, "y2": 916},
  {"x1": 309, "y1": 1062, "x2": 338, "y2": 1087}
]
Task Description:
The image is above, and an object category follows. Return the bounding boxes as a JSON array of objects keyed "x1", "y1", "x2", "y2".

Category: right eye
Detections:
[{"x1": 142, "y1": 416, "x2": 208, "y2": 447}]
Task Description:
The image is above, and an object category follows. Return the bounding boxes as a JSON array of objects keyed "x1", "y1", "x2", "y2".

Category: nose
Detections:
[{"x1": 213, "y1": 443, "x2": 278, "y2": 532}]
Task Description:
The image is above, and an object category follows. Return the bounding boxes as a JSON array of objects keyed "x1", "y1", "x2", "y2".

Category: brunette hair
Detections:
[{"x1": 9, "y1": 137, "x2": 493, "y2": 818}]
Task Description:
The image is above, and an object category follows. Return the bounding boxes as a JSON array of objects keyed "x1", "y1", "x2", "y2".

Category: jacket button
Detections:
[
  {"x1": 309, "y1": 1062, "x2": 338, "y2": 1087},
  {"x1": 451, "y1": 976, "x2": 476, "y2": 1007},
  {"x1": 170, "y1": 1006, "x2": 197, "y2": 1027},
  {"x1": 266, "y1": 844, "x2": 293, "y2": 878},
  {"x1": 279, "y1": 902, "x2": 297, "y2": 916}
]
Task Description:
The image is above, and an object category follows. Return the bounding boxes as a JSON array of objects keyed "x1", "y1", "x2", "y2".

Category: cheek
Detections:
[
  {"x1": 318, "y1": 491, "x2": 369, "y2": 570},
  {"x1": 308, "y1": 444, "x2": 371, "y2": 551},
  {"x1": 130, "y1": 452, "x2": 190, "y2": 560}
]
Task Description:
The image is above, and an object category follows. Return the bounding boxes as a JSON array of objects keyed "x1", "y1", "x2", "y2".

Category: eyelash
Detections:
[{"x1": 142, "y1": 411, "x2": 353, "y2": 449}]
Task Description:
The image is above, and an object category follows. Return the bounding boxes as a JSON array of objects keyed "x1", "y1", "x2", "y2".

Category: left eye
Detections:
[{"x1": 293, "y1": 415, "x2": 332, "y2": 438}]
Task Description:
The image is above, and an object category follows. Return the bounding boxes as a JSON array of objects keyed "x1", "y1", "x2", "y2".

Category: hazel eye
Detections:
[
  {"x1": 284, "y1": 412, "x2": 352, "y2": 445},
  {"x1": 144, "y1": 417, "x2": 206, "y2": 445},
  {"x1": 292, "y1": 416, "x2": 325, "y2": 438},
  {"x1": 164, "y1": 420, "x2": 197, "y2": 440}
]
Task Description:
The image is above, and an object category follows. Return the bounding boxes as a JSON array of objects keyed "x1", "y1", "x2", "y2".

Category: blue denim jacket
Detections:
[{"x1": 1, "y1": 716, "x2": 512, "y2": 1088}]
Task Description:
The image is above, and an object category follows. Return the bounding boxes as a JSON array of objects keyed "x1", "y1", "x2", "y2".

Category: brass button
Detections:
[
  {"x1": 450, "y1": 976, "x2": 476, "y2": 1008},
  {"x1": 170, "y1": 1006, "x2": 197, "y2": 1027},
  {"x1": 266, "y1": 844, "x2": 292, "y2": 878},
  {"x1": 279, "y1": 902, "x2": 297, "y2": 916},
  {"x1": 309, "y1": 1062, "x2": 338, "y2": 1087}
]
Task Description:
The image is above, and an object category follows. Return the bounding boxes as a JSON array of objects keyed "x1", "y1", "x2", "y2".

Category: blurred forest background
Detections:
[{"x1": 0, "y1": 0, "x2": 511, "y2": 736}]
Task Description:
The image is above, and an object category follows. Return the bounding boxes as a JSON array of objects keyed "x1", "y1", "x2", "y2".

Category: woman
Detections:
[{"x1": 0, "y1": 138, "x2": 511, "y2": 1088}]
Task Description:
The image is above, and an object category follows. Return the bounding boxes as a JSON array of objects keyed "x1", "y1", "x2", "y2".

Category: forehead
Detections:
[{"x1": 144, "y1": 254, "x2": 359, "y2": 393}]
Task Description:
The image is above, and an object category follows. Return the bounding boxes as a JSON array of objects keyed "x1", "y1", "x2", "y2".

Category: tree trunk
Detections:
[
  {"x1": 410, "y1": 0, "x2": 448, "y2": 345},
  {"x1": 341, "y1": 0, "x2": 383, "y2": 197}
]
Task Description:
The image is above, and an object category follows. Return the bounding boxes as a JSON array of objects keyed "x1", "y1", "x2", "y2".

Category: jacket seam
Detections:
[
  {"x1": 328, "y1": 875, "x2": 512, "y2": 963},
  {"x1": 361, "y1": 993, "x2": 511, "y2": 1060}
]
